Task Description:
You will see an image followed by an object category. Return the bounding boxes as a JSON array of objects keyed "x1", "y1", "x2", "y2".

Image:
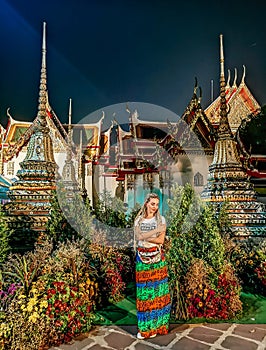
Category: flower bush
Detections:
[
  {"x1": 0, "y1": 228, "x2": 135, "y2": 349},
  {"x1": 0, "y1": 239, "x2": 99, "y2": 349},
  {"x1": 255, "y1": 261, "x2": 266, "y2": 287},
  {"x1": 185, "y1": 260, "x2": 242, "y2": 320},
  {"x1": 229, "y1": 238, "x2": 266, "y2": 296},
  {"x1": 0, "y1": 281, "x2": 59, "y2": 349},
  {"x1": 89, "y1": 231, "x2": 134, "y2": 304},
  {"x1": 45, "y1": 279, "x2": 98, "y2": 343}
]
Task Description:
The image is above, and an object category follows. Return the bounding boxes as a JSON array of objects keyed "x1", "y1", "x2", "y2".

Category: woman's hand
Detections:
[
  {"x1": 156, "y1": 224, "x2": 166, "y2": 235},
  {"x1": 147, "y1": 224, "x2": 166, "y2": 244}
]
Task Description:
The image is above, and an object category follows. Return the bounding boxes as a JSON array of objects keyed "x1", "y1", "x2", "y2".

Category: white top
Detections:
[{"x1": 135, "y1": 215, "x2": 166, "y2": 248}]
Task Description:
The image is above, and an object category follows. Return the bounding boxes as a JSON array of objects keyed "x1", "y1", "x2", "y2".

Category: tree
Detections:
[
  {"x1": 0, "y1": 205, "x2": 11, "y2": 265},
  {"x1": 239, "y1": 105, "x2": 266, "y2": 154},
  {"x1": 46, "y1": 185, "x2": 94, "y2": 246}
]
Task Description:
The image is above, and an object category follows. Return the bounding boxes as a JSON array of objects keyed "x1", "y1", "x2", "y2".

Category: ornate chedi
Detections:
[
  {"x1": 60, "y1": 99, "x2": 80, "y2": 198},
  {"x1": 201, "y1": 34, "x2": 266, "y2": 237},
  {"x1": 5, "y1": 22, "x2": 58, "y2": 237}
]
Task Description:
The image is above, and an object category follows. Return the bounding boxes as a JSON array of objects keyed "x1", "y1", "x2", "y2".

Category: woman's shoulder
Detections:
[
  {"x1": 134, "y1": 216, "x2": 141, "y2": 226},
  {"x1": 161, "y1": 215, "x2": 166, "y2": 224}
]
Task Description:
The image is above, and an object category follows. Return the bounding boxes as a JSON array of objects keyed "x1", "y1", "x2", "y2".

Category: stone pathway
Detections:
[{"x1": 50, "y1": 323, "x2": 266, "y2": 350}]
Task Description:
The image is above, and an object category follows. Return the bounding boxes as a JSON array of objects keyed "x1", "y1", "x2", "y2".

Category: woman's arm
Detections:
[
  {"x1": 135, "y1": 224, "x2": 165, "y2": 240},
  {"x1": 146, "y1": 224, "x2": 166, "y2": 245}
]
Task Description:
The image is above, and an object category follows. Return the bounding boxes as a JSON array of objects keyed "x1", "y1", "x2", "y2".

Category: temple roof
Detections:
[
  {"x1": 3, "y1": 105, "x2": 104, "y2": 161},
  {"x1": 3, "y1": 110, "x2": 67, "y2": 161},
  {"x1": 0, "y1": 175, "x2": 12, "y2": 187},
  {"x1": 70, "y1": 120, "x2": 102, "y2": 149},
  {"x1": 205, "y1": 66, "x2": 260, "y2": 134},
  {"x1": 0, "y1": 175, "x2": 13, "y2": 202},
  {"x1": 181, "y1": 80, "x2": 215, "y2": 150},
  {"x1": 4, "y1": 118, "x2": 31, "y2": 144}
]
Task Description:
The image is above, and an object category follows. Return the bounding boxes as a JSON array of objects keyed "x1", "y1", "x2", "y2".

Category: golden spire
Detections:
[
  {"x1": 37, "y1": 22, "x2": 48, "y2": 129},
  {"x1": 217, "y1": 34, "x2": 232, "y2": 140},
  {"x1": 22, "y1": 21, "x2": 56, "y2": 163}
]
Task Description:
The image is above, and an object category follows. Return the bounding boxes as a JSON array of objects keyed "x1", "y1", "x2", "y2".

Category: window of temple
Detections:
[
  {"x1": 7, "y1": 162, "x2": 14, "y2": 176},
  {"x1": 194, "y1": 172, "x2": 203, "y2": 186}
]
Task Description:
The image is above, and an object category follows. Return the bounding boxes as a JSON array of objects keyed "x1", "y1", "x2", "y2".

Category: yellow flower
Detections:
[
  {"x1": 18, "y1": 294, "x2": 26, "y2": 299},
  {"x1": 248, "y1": 260, "x2": 253, "y2": 265},
  {"x1": 90, "y1": 286, "x2": 95, "y2": 297},
  {"x1": 26, "y1": 304, "x2": 33, "y2": 312},
  {"x1": 198, "y1": 302, "x2": 203, "y2": 307},
  {"x1": 40, "y1": 300, "x2": 48, "y2": 309},
  {"x1": 26, "y1": 297, "x2": 37, "y2": 312},
  {"x1": 28, "y1": 312, "x2": 39, "y2": 323}
]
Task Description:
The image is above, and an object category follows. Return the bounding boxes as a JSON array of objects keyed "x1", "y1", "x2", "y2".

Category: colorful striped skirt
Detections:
[{"x1": 136, "y1": 246, "x2": 171, "y2": 338}]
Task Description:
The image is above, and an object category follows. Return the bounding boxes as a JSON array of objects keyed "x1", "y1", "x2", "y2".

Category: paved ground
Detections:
[{"x1": 50, "y1": 323, "x2": 266, "y2": 350}]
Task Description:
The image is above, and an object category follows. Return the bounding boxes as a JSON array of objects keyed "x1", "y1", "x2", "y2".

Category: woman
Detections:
[{"x1": 134, "y1": 193, "x2": 171, "y2": 339}]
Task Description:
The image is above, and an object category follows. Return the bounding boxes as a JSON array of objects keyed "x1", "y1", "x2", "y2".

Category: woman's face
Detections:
[{"x1": 146, "y1": 197, "x2": 159, "y2": 216}]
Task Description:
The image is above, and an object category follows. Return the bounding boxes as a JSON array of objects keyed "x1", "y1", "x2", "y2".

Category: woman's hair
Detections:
[{"x1": 134, "y1": 193, "x2": 162, "y2": 226}]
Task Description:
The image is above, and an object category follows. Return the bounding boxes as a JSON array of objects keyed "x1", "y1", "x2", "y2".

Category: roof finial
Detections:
[
  {"x1": 68, "y1": 98, "x2": 72, "y2": 135},
  {"x1": 233, "y1": 67, "x2": 237, "y2": 88},
  {"x1": 198, "y1": 86, "x2": 202, "y2": 103},
  {"x1": 193, "y1": 77, "x2": 198, "y2": 95},
  {"x1": 6, "y1": 107, "x2": 14, "y2": 122},
  {"x1": 126, "y1": 103, "x2": 131, "y2": 114},
  {"x1": 210, "y1": 79, "x2": 214, "y2": 102},
  {"x1": 37, "y1": 21, "x2": 48, "y2": 128},
  {"x1": 241, "y1": 65, "x2": 246, "y2": 85},
  {"x1": 226, "y1": 69, "x2": 231, "y2": 89}
]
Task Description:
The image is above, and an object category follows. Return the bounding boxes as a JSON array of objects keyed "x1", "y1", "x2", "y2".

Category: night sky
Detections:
[{"x1": 0, "y1": 0, "x2": 265, "y2": 129}]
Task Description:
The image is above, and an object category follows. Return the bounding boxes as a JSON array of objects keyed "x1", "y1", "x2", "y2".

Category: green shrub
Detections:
[
  {"x1": 0, "y1": 206, "x2": 11, "y2": 265},
  {"x1": 166, "y1": 184, "x2": 242, "y2": 321},
  {"x1": 46, "y1": 186, "x2": 94, "y2": 246}
]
